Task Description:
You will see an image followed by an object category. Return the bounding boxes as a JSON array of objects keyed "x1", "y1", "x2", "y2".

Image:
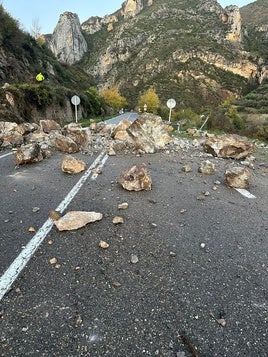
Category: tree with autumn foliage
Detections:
[
  {"x1": 137, "y1": 88, "x2": 160, "y2": 114},
  {"x1": 102, "y1": 87, "x2": 127, "y2": 112}
]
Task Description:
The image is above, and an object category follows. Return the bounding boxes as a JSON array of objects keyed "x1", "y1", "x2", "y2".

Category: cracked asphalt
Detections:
[{"x1": 0, "y1": 145, "x2": 267, "y2": 356}]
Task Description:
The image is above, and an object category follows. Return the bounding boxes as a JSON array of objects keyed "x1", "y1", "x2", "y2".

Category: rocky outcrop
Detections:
[
  {"x1": 222, "y1": 6, "x2": 243, "y2": 44},
  {"x1": 49, "y1": 12, "x2": 88, "y2": 64},
  {"x1": 121, "y1": 0, "x2": 154, "y2": 19},
  {"x1": 81, "y1": 0, "x2": 153, "y2": 34}
]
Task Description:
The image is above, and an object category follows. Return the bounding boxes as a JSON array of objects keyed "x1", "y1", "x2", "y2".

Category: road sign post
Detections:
[
  {"x1": 166, "y1": 98, "x2": 176, "y2": 122},
  {"x1": 71, "y1": 95, "x2": 81, "y2": 123}
]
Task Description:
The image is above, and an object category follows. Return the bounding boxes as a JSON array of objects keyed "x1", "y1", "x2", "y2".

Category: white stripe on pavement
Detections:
[
  {"x1": 0, "y1": 152, "x2": 13, "y2": 159},
  {"x1": 0, "y1": 151, "x2": 109, "y2": 302},
  {"x1": 235, "y1": 188, "x2": 256, "y2": 199}
]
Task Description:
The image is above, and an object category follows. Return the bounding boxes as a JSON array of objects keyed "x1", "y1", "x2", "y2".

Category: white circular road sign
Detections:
[
  {"x1": 71, "y1": 95, "x2": 81, "y2": 106},
  {"x1": 167, "y1": 98, "x2": 176, "y2": 109}
]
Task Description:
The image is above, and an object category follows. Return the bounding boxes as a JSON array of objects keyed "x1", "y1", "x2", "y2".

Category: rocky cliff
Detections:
[{"x1": 49, "y1": 12, "x2": 88, "y2": 65}]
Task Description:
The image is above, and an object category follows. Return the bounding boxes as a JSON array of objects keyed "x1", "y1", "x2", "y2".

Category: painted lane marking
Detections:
[
  {"x1": 235, "y1": 188, "x2": 256, "y2": 199},
  {"x1": 0, "y1": 151, "x2": 109, "y2": 301},
  {"x1": 0, "y1": 152, "x2": 13, "y2": 159}
]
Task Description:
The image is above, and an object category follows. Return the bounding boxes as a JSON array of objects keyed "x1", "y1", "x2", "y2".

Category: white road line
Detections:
[
  {"x1": 0, "y1": 152, "x2": 13, "y2": 159},
  {"x1": 235, "y1": 188, "x2": 256, "y2": 199},
  {"x1": 0, "y1": 151, "x2": 109, "y2": 302}
]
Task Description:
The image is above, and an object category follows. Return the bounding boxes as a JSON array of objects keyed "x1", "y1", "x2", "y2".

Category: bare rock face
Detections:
[
  {"x1": 119, "y1": 163, "x2": 152, "y2": 191},
  {"x1": 14, "y1": 143, "x2": 43, "y2": 165},
  {"x1": 40, "y1": 120, "x2": 61, "y2": 133},
  {"x1": 49, "y1": 132, "x2": 79, "y2": 153},
  {"x1": 198, "y1": 160, "x2": 216, "y2": 174},
  {"x1": 127, "y1": 113, "x2": 172, "y2": 153},
  {"x1": 49, "y1": 12, "x2": 88, "y2": 64},
  {"x1": 204, "y1": 134, "x2": 255, "y2": 159},
  {"x1": 122, "y1": 0, "x2": 153, "y2": 19},
  {"x1": 61, "y1": 155, "x2": 86, "y2": 174},
  {"x1": 54, "y1": 211, "x2": 103, "y2": 231},
  {"x1": 225, "y1": 167, "x2": 250, "y2": 188}
]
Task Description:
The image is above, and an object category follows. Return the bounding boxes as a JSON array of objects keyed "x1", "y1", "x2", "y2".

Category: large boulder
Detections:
[
  {"x1": 204, "y1": 134, "x2": 255, "y2": 159},
  {"x1": 40, "y1": 120, "x2": 61, "y2": 133},
  {"x1": 49, "y1": 132, "x2": 79, "y2": 153},
  {"x1": 61, "y1": 155, "x2": 86, "y2": 174},
  {"x1": 119, "y1": 163, "x2": 152, "y2": 191},
  {"x1": 127, "y1": 113, "x2": 172, "y2": 153},
  {"x1": 62, "y1": 123, "x2": 90, "y2": 150},
  {"x1": 14, "y1": 143, "x2": 43, "y2": 165},
  {"x1": 0, "y1": 121, "x2": 23, "y2": 148},
  {"x1": 111, "y1": 119, "x2": 133, "y2": 142},
  {"x1": 225, "y1": 167, "x2": 250, "y2": 188}
]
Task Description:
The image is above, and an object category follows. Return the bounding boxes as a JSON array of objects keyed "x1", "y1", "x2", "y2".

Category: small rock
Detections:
[
  {"x1": 54, "y1": 211, "x2": 103, "y2": 231},
  {"x1": 130, "y1": 254, "x2": 139, "y2": 264},
  {"x1": 180, "y1": 209, "x2": 187, "y2": 214},
  {"x1": 196, "y1": 195, "x2": 206, "y2": 201},
  {"x1": 49, "y1": 258, "x2": 57, "y2": 265},
  {"x1": 200, "y1": 243, "x2": 206, "y2": 249},
  {"x1": 113, "y1": 216, "x2": 124, "y2": 224},
  {"x1": 99, "y1": 241, "x2": 109, "y2": 249},
  {"x1": 28, "y1": 226, "x2": 36, "y2": 232},
  {"x1": 170, "y1": 251, "x2": 177, "y2": 257},
  {"x1": 182, "y1": 165, "x2": 192, "y2": 173},
  {"x1": 32, "y1": 207, "x2": 40, "y2": 213},
  {"x1": 118, "y1": 202, "x2": 129, "y2": 210},
  {"x1": 198, "y1": 160, "x2": 215, "y2": 174}
]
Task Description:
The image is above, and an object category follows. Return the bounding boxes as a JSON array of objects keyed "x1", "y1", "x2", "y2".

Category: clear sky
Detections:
[{"x1": 1, "y1": 0, "x2": 255, "y2": 35}]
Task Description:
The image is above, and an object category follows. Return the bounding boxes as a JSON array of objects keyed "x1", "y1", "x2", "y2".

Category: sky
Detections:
[{"x1": 1, "y1": 0, "x2": 255, "y2": 35}]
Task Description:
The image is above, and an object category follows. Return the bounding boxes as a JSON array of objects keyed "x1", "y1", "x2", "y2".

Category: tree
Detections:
[
  {"x1": 137, "y1": 88, "x2": 160, "y2": 114},
  {"x1": 102, "y1": 87, "x2": 127, "y2": 112},
  {"x1": 31, "y1": 18, "x2": 41, "y2": 39}
]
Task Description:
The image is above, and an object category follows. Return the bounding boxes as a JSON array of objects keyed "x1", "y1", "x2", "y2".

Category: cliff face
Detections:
[{"x1": 49, "y1": 12, "x2": 88, "y2": 65}]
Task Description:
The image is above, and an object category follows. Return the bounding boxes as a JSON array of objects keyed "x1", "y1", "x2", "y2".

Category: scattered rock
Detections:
[
  {"x1": 14, "y1": 143, "x2": 43, "y2": 165},
  {"x1": 49, "y1": 257, "x2": 58, "y2": 265},
  {"x1": 54, "y1": 211, "x2": 103, "y2": 231},
  {"x1": 49, "y1": 210, "x2": 61, "y2": 221},
  {"x1": 118, "y1": 202, "x2": 129, "y2": 210},
  {"x1": 61, "y1": 155, "x2": 86, "y2": 174},
  {"x1": 182, "y1": 165, "x2": 192, "y2": 172},
  {"x1": 28, "y1": 226, "x2": 36, "y2": 233},
  {"x1": 99, "y1": 241, "x2": 109, "y2": 249},
  {"x1": 224, "y1": 167, "x2": 250, "y2": 188},
  {"x1": 204, "y1": 134, "x2": 255, "y2": 159},
  {"x1": 119, "y1": 163, "x2": 152, "y2": 191},
  {"x1": 113, "y1": 216, "x2": 124, "y2": 224},
  {"x1": 130, "y1": 254, "x2": 139, "y2": 264},
  {"x1": 127, "y1": 113, "x2": 172, "y2": 153},
  {"x1": 198, "y1": 160, "x2": 215, "y2": 174},
  {"x1": 111, "y1": 119, "x2": 132, "y2": 142}
]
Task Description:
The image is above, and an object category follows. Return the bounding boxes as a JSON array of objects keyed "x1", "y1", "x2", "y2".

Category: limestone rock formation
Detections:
[{"x1": 49, "y1": 12, "x2": 88, "y2": 64}]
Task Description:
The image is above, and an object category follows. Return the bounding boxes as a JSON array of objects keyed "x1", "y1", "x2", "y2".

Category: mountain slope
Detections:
[{"x1": 79, "y1": 0, "x2": 260, "y2": 110}]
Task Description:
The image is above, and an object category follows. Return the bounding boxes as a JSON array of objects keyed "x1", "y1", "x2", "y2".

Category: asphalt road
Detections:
[{"x1": 0, "y1": 144, "x2": 267, "y2": 357}]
